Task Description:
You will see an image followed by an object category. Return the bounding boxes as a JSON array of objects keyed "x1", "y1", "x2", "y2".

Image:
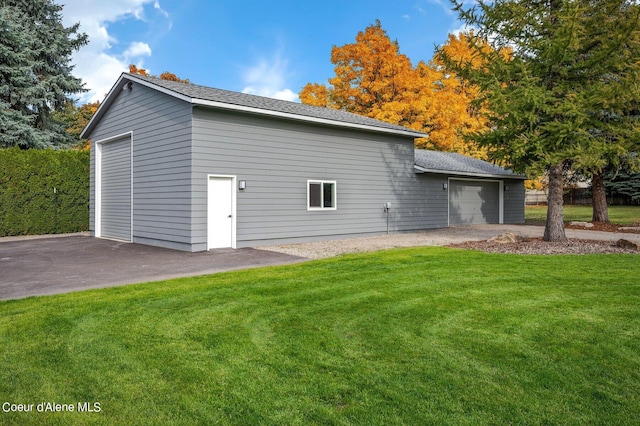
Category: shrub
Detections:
[{"x1": 0, "y1": 147, "x2": 89, "y2": 236}]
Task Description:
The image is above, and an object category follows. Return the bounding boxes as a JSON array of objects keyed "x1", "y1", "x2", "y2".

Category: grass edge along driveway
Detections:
[{"x1": 1, "y1": 246, "x2": 639, "y2": 425}]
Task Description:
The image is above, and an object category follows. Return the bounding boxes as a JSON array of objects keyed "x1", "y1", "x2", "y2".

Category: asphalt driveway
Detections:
[
  {"x1": 0, "y1": 235, "x2": 304, "y2": 301},
  {"x1": 2, "y1": 225, "x2": 637, "y2": 301}
]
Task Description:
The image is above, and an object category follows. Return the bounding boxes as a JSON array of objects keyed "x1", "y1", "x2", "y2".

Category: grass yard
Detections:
[
  {"x1": 526, "y1": 204, "x2": 640, "y2": 225},
  {"x1": 1, "y1": 247, "x2": 639, "y2": 425}
]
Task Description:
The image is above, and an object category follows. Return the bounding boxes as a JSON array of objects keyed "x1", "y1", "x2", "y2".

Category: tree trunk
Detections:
[
  {"x1": 544, "y1": 162, "x2": 567, "y2": 242},
  {"x1": 591, "y1": 171, "x2": 610, "y2": 223}
]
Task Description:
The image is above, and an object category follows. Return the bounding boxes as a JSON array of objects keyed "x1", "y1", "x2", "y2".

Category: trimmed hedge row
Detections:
[{"x1": 0, "y1": 147, "x2": 90, "y2": 236}]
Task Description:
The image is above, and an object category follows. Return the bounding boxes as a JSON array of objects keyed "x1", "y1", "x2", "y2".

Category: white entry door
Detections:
[{"x1": 208, "y1": 176, "x2": 235, "y2": 249}]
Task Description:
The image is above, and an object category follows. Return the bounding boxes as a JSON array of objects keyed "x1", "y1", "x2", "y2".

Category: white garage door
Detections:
[
  {"x1": 101, "y1": 137, "x2": 132, "y2": 241},
  {"x1": 449, "y1": 180, "x2": 500, "y2": 226}
]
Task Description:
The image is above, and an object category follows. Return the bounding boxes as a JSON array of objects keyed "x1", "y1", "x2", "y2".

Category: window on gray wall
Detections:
[{"x1": 307, "y1": 180, "x2": 336, "y2": 210}]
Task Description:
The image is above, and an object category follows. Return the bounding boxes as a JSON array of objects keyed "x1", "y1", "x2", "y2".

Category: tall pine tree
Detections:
[
  {"x1": 0, "y1": 0, "x2": 87, "y2": 148},
  {"x1": 445, "y1": 0, "x2": 640, "y2": 241}
]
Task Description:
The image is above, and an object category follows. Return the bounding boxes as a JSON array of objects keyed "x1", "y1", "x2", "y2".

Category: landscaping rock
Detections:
[
  {"x1": 616, "y1": 239, "x2": 640, "y2": 251},
  {"x1": 570, "y1": 221, "x2": 594, "y2": 228},
  {"x1": 488, "y1": 232, "x2": 523, "y2": 243},
  {"x1": 454, "y1": 238, "x2": 640, "y2": 255},
  {"x1": 619, "y1": 227, "x2": 640, "y2": 232}
]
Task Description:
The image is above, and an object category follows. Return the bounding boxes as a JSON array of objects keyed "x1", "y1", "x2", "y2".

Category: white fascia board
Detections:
[
  {"x1": 80, "y1": 74, "x2": 128, "y2": 139},
  {"x1": 126, "y1": 75, "x2": 192, "y2": 102},
  {"x1": 414, "y1": 165, "x2": 527, "y2": 180},
  {"x1": 80, "y1": 74, "x2": 192, "y2": 139},
  {"x1": 193, "y1": 99, "x2": 427, "y2": 139}
]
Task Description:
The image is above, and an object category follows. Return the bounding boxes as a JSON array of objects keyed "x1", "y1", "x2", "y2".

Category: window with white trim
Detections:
[{"x1": 307, "y1": 180, "x2": 336, "y2": 210}]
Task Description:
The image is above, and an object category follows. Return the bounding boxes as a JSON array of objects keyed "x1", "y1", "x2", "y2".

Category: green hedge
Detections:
[{"x1": 0, "y1": 147, "x2": 90, "y2": 236}]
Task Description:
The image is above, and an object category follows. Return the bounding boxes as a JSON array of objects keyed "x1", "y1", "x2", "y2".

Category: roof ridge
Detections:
[{"x1": 125, "y1": 73, "x2": 428, "y2": 137}]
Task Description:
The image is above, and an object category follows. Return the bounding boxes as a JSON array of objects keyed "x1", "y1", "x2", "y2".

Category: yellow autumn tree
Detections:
[
  {"x1": 301, "y1": 20, "x2": 425, "y2": 132},
  {"x1": 51, "y1": 101, "x2": 100, "y2": 150},
  {"x1": 128, "y1": 64, "x2": 150, "y2": 77},
  {"x1": 129, "y1": 65, "x2": 190, "y2": 83},
  {"x1": 300, "y1": 22, "x2": 493, "y2": 159},
  {"x1": 420, "y1": 32, "x2": 495, "y2": 159}
]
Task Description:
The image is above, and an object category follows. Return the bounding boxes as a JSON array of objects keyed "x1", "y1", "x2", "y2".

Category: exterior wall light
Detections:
[
  {"x1": 443, "y1": 183, "x2": 448, "y2": 190},
  {"x1": 239, "y1": 180, "x2": 246, "y2": 190},
  {"x1": 504, "y1": 185, "x2": 510, "y2": 191}
]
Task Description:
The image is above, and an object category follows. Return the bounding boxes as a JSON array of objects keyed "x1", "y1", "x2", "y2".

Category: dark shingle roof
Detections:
[
  {"x1": 414, "y1": 149, "x2": 526, "y2": 179},
  {"x1": 125, "y1": 74, "x2": 427, "y2": 137}
]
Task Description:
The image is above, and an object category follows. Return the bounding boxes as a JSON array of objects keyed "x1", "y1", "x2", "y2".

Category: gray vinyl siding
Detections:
[
  {"x1": 89, "y1": 83, "x2": 193, "y2": 251},
  {"x1": 191, "y1": 107, "x2": 445, "y2": 249},
  {"x1": 503, "y1": 179, "x2": 525, "y2": 224},
  {"x1": 101, "y1": 137, "x2": 132, "y2": 240}
]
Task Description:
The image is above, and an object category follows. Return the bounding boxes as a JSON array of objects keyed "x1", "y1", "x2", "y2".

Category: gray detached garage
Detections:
[{"x1": 81, "y1": 73, "x2": 526, "y2": 252}]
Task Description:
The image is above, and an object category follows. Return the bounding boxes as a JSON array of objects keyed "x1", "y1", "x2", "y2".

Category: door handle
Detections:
[{"x1": 228, "y1": 214, "x2": 232, "y2": 218}]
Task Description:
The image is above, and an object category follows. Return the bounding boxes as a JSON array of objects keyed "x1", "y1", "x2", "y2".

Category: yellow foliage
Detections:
[
  {"x1": 525, "y1": 177, "x2": 547, "y2": 190},
  {"x1": 299, "y1": 83, "x2": 330, "y2": 107},
  {"x1": 128, "y1": 64, "x2": 149, "y2": 76},
  {"x1": 65, "y1": 101, "x2": 99, "y2": 139},
  {"x1": 159, "y1": 72, "x2": 190, "y2": 83},
  {"x1": 129, "y1": 65, "x2": 190, "y2": 83},
  {"x1": 299, "y1": 23, "x2": 494, "y2": 160}
]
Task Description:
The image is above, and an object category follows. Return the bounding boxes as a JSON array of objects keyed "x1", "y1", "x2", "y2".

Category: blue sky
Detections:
[{"x1": 60, "y1": 0, "x2": 468, "y2": 104}]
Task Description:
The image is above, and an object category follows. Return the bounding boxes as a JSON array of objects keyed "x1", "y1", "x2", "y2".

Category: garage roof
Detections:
[
  {"x1": 414, "y1": 149, "x2": 527, "y2": 179},
  {"x1": 81, "y1": 73, "x2": 428, "y2": 139}
]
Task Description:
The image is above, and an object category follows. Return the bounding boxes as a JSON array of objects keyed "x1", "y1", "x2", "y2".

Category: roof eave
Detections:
[
  {"x1": 80, "y1": 73, "x2": 194, "y2": 139},
  {"x1": 80, "y1": 73, "x2": 129, "y2": 139},
  {"x1": 414, "y1": 165, "x2": 527, "y2": 179},
  {"x1": 82, "y1": 73, "x2": 427, "y2": 140}
]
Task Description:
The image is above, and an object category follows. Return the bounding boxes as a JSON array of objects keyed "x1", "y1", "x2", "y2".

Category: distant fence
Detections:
[
  {"x1": 525, "y1": 190, "x2": 547, "y2": 205},
  {"x1": 526, "y1": 188, "x2": 639, "y2": 206},
  {"x1": 0, "y1": 148, "x2": 90, "y2": 236}
]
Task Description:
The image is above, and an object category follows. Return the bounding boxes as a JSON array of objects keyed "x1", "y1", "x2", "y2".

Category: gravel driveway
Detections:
[{"x1": 259, "y1": 224, "x2": 640, "y2": 259}]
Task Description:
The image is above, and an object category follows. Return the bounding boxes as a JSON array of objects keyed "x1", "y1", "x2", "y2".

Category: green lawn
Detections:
[
  {"x1": 1, "y1": 247, "x2": 639, "y2": 425},
  {"x1": 526, "y1": 204, "x2": 640, "y2": 225}
]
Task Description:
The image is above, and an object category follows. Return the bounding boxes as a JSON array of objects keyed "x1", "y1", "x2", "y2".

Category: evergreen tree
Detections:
[
  {"x1": 445, "y1": 0, "x2": 640, "y2": 241},
  {"x1": 0, "y1": 0, "x2": 87, "y2": 149},
  {"x1": 604, "y1": 161, "x2": 640, "y2": 205}
]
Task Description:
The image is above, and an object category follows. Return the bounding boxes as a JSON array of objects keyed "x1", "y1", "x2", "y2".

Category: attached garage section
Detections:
[
  {"x1": 97, "y1": 134, "x2": 132, "y2": 242},
  {"x1": 448, "y1": 179, "x2": 501, "y2": 226}
]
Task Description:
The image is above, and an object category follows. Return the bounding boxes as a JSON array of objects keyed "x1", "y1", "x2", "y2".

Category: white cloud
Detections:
[
  {"x1": 123, "y1": 41, "x2": 152, "y2": 58},
  {"x1": 60, "y1": 0, "x2": 169, "y2": 103},
  {"x1": 450, "y1": 22, "x2": 475, "y2": 37},
  {"x1": 154, "y1": 1, "x2": 169, "y2": 18},
  {"x1": 425, "y1": 0, "x2": 454, "y2": 15},
  {"x1": 241, "y1": 53, "x2": 299, "y2": 102}
]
